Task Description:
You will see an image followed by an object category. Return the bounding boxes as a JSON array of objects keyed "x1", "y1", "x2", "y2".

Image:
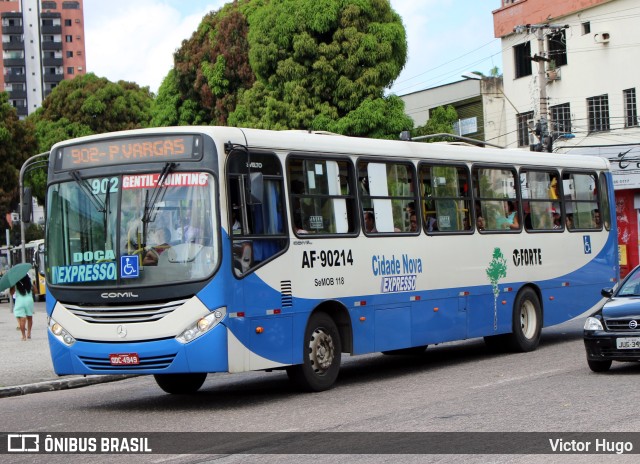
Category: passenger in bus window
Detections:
[
  {"x1": 476, "y1": 216, "x2": 486, "y2": 231},
  {"x1": 463, "y1": 216, "x2": 471, "y2": 231},
  {"x1": 426, "y1": 215, "x2": 438, "y2": 232},
  {"x1": 593, "y1": 209, "x2": 601, "y2": 228},
  {"x1": 497, "y1": 201, "x2": 519, "y2": 230},
  {"x1": 410, "y1": 213, "x2": 418, "y2": 232},
  {"x1": 549, "y1": 177, "x2": 559, "y2": 200},
  {"x1": 364, "y1": 211, "x2": 377, "y2": 233},
  {"x1": 231, "y1": 206, "x2": 242, "y2": 234},
  {"x1": 566, "y1": 214, "x2": 574, "y2": 229},
  {"x1": 552, "y1": 209, "x2": 562, "y2": 229}
]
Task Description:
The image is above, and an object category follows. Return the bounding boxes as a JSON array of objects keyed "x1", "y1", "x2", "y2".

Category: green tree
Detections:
[
  {"x1": 28, "y1": 73, "x2": 154, "y2": 152},
  {"x1": 486, "y1": 247, "x2": 508, "y2": 330},
  {"x1": 0, "y1": 92, "x2": 38, "y2": 231},
  {"x1": 413, "y1": 105, "x2": 458, "y2": 141},
  {"x1": 159, "y1": 0, "x2": 410, "y2": 138}
]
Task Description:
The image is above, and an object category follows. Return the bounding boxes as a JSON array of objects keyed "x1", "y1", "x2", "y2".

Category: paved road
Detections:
[{"x1": 0, "y1": 300, "x2": 128, "y2": 397}]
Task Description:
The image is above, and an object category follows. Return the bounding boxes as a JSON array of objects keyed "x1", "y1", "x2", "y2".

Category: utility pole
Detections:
[{"x1": 514, "y1": 23, "x2": 568, "y2": 152}]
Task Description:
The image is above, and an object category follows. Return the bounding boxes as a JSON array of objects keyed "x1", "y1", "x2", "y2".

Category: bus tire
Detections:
[
  {"x1": 154, "y1": 373, "x2": 207, "y2": 394},
  {"x1": 587, "y1": 359, "x2": 612, "y2": 372},
  {"x1": 287, "y1": 312, "x2": 341, "y2": 392},
  {"x1": 506, "y1": 287, "x2": 542, "y2": 352}
]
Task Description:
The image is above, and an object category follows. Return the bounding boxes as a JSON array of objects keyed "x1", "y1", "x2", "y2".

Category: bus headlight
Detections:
[
  {"x1": 48, "y1": 318, "x2": 76, "y2": 346},
  {"x1": 584, "y1": 316, "x2": 604, "y2": 331},
  {"x1": 176, "y1": 308, "x2": 226, "y2": 344}
]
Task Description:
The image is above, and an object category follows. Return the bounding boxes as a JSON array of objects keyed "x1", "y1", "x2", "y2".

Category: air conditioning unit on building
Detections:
[{"x1": 594, "y1": 32, "x2": 610, "y2": 43}]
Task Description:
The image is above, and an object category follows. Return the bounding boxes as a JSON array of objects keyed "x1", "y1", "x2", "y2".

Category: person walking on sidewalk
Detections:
[{"x1": 12, "y1": 275, "x2": 34, "y2": 341}]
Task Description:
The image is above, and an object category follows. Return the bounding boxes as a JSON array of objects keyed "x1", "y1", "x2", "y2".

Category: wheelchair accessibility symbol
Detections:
[
  {"x1": 120, "y1": 255, "x2": 140, "y2": 278},
  {"x1": 583, "y1": 235, "x2": 592, "y2": 255}
]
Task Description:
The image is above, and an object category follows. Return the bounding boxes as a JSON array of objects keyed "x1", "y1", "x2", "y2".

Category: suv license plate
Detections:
[
  {"x1": 109, "y1": 353, "x2": 140, "y2": 365},
  {"x1": 616, "y1": 338, "x2": 640, "y2": 350}
]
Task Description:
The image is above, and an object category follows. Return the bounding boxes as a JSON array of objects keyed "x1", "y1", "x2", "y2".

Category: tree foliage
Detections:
[
  {"x1": 28, "y1": 73, "x2": 154, "y2": 152},
  {"x1": 0, "y1": 92, "x2": 38, "y2": 231},
  {"x1": 413, "y1": 105, "x2": 458, "y2": 141},
  {"x1": 156, "y1": 0, "x2": 410, "y2": 138}
]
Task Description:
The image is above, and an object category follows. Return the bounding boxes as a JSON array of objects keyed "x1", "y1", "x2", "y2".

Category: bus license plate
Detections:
[
  {"x1": 616, "y1": 338, "x2": 640, "y2": 350},
  {"x1": 109, "y1": 353, "x2": 140, "y2": 365}
]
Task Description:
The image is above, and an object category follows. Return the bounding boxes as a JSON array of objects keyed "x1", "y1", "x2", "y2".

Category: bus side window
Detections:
[
  {"x1": 358, "y1": 160, "x2": 416, "y2": 234},
  {"x1": 472, "y1": 166, "x2": 520, "y2": 232},
  {"x1": 419, "y1": 163, "x2": 472, "y2": 233},
  {"x1": 562, "y1": 171, "x2": 599, "y2": 230},
  {"x1": 227, "y1": 151, "x2": 287, "y2": 276},
  {"x1": 288, "y1": 157, "x2": 356, "y2": 235},
  {"x1": 520, "y1": 170, "x2": 562, "y2": 231}
]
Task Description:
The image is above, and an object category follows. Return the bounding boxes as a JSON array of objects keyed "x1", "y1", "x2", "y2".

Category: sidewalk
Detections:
[{"x1": 0, "y1": 300, "x2": 131, "y2": 398}]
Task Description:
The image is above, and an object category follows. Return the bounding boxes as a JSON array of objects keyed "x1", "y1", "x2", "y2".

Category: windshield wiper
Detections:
[
  {"x1": 141, "y1": 162, "x2": 178, "y2": 245},
  {"x1": 71, "y1": 170, "x2": 106, "y2": 213}
]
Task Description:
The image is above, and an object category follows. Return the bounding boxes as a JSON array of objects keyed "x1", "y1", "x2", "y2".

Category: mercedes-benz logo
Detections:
[
  {"x1": 629, "y1": 320, "x2": 638, "y2": 330},
  {"x1": 116, "y1": 325, "x2": 127, "y2": 338}
]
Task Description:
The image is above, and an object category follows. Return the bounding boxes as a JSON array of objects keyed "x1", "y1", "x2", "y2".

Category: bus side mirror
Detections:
[{"x1": 21, "y1": 187, "x2": 33, "y2": 224}]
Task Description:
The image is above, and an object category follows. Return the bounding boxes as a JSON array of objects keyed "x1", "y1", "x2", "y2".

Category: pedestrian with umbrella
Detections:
[{"x1": 0, "y1": 263, "x2": 35, "y2": 341}]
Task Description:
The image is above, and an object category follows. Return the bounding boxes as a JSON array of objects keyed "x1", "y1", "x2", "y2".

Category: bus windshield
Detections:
[{"x1": 46, "y1": 172, "x2": 218, "y2": 288}]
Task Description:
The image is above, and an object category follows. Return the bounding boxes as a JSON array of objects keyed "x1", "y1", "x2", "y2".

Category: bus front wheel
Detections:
[
  {"x1": 154, "y1": 373, "x2": 207, "y2": 394},
  {"x1": 287, "y1": 312, "x2": 341, "y2": 392},
  {"x1": 506, "y1": 287, "x2": 542, "y2": 352}
]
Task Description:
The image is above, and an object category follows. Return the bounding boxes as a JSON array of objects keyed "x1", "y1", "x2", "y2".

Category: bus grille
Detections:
[
  {"x1": 64, "y1": 300, "x2": 188, "y2": 324},
  {"x1": 604, "y1": 318, "x2": 640, "y2": 332},
  {"x1": 79, "y1": 353, "x2": 176, "y2": 370}
]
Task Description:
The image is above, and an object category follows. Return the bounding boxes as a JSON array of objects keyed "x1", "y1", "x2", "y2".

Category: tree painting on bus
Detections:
[{"x1": 486, "y1": 247, "x2": 507, "y2": 330}]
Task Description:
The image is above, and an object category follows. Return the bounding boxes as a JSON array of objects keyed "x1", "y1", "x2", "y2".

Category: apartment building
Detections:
[
  {"x1": 494, "y1": 0, "x2": 640, "y2": 274},
  {"x1": 1, "y1": 0, "x2": 86, "y2": 117}
]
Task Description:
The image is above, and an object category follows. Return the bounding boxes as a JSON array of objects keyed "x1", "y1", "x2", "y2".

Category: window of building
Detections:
[
  {"x1": 582, "y1": 22, "x2": 591, "y2": 35},
  {"x1": 62, "y1": 1, "x2": 80, "y2": 9},
  {"x1": 67, "y1": 67, "x2": 74, "y2": 75},
  {"x1": 550, "y1": 103, "x2": 572, "y2": 137},
  {"x1": 42, "y1": 1, "x2": 57, "y2": 9},
  {"x1": 419, "y1": 163, "x2": 471, "y2": 233},
  {"x1": 357, "y1": 160, "x2": 416, "y2": 234},
  {"x1": 472, "y1": 167, "x2": 520, "y2": 232},
  {"x1": 64, "y1": 19, "x2": 72, "y2": 26},
  {"x1": 66, "y1": 51, "x2": 73, "y2": 58},
  {"x1": 623, "y1": 88, "x2": 638, "y2": 128},
  {"x1": 65, "y1": 35, "x2": 73, "y2": 43},
  {"x1": 514, "y1": 41, "x2": 532, "y2": 78},
  {"x1": 516, "y1": 111, "x2": 534, "y2": 147},
  {"x1": 547, "y1": 29, "x2": 567, "y2": 67},
  {"x1": 587, "y1": 95, "x2": 610, "y2": 132}
]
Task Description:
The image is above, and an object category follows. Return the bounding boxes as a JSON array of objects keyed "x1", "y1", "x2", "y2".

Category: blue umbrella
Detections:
[{"x1": 0, "y1": 263, "x2": 33, "y2": 293}]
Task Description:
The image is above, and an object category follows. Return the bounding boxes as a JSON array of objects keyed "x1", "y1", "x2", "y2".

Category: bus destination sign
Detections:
[{"x1": 54, "y1": 134, "x2": 202, "y2": 171}]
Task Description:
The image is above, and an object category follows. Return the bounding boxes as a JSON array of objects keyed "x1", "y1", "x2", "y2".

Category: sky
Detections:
[{"x1": 84, "y1": 0, "x2": 503, "y2": 96}]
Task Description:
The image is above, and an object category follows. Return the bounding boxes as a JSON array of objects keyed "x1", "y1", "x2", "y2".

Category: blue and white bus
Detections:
[{"x1": 45, "y1": 127, "x2": 618, "y2": 393}]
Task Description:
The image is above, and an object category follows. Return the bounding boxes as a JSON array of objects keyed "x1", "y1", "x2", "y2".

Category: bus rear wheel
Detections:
[
  {"x1": 506, "y1": 287, "x2": 542, "y2": 352},
  {"x1": 154, "y1": 373, "x2": 207, "y2": 394},
  {"x1": 287, "y1": 312, "x2": 341, "y2": 392}
]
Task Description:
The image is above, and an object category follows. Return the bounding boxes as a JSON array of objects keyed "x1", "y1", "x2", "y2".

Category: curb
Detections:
[{"x1": 0, "y1": 375, "x2": 137, "y2": 398}]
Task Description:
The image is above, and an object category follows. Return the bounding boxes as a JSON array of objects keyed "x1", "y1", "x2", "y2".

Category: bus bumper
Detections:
[{"x1": 48, "y1": 323, "x2": 229, "y2": 375}]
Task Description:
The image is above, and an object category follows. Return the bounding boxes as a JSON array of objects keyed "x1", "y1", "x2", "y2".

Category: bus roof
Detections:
[{"x1": 50, "y1": 126, "x2": 611, "y2": 171}]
